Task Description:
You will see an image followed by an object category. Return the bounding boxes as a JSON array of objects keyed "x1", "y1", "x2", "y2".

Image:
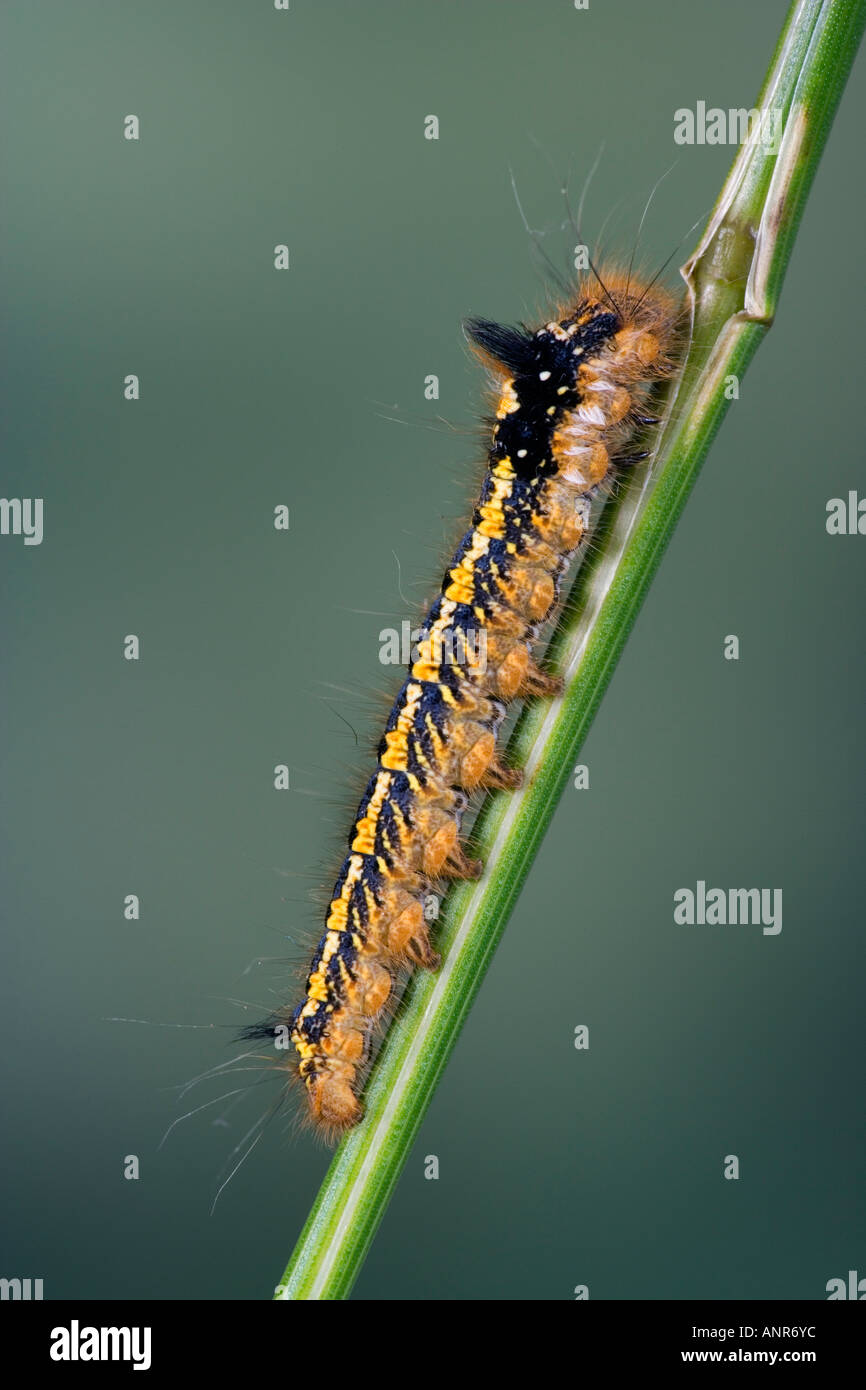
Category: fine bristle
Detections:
[{"x1": 463, "y1": 318, "x2": 539, "y2": 373}]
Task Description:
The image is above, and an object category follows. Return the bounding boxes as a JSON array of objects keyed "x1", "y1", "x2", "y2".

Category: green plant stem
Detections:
[{"x1": 275, "y1": 0, "x2": 866, "y2": 1301}]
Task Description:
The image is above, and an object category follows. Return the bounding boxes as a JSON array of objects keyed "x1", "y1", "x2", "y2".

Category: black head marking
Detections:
[{"x1": 569, "y1": 309, "x2": 621, "y2": 354}]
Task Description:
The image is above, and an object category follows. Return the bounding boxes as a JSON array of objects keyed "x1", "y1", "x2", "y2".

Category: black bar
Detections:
[{"x1": 2, "y1": 1299, "x2": 862, "y2": 1374}]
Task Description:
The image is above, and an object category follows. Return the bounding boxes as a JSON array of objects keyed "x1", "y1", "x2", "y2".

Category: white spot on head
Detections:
[
  {"x1": 517, "y1": 449, "x2": 527, "y2": 458},
  {"x1": 539, "y1": 370, "x2": 551, "y2": 381}
]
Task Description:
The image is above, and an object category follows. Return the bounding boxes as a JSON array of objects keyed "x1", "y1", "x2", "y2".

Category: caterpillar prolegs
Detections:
[{"x1": 249, "y1": 271, "x2": 680, "y2": 1132}]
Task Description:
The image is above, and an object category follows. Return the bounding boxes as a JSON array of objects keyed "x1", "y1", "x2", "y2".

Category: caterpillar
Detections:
[{"x1": 247, "y1": 267, "x2": 681, "y2": 1132}]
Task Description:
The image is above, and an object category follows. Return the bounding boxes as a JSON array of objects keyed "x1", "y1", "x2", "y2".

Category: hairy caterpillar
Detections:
[{"x1": 247, "y1": 268, "x2": 681, "y2": 1132}]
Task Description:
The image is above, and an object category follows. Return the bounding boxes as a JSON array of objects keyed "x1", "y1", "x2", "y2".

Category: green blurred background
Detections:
[{"x1": 2, "y1": 0, "x2": 863, "y2": 1300}]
